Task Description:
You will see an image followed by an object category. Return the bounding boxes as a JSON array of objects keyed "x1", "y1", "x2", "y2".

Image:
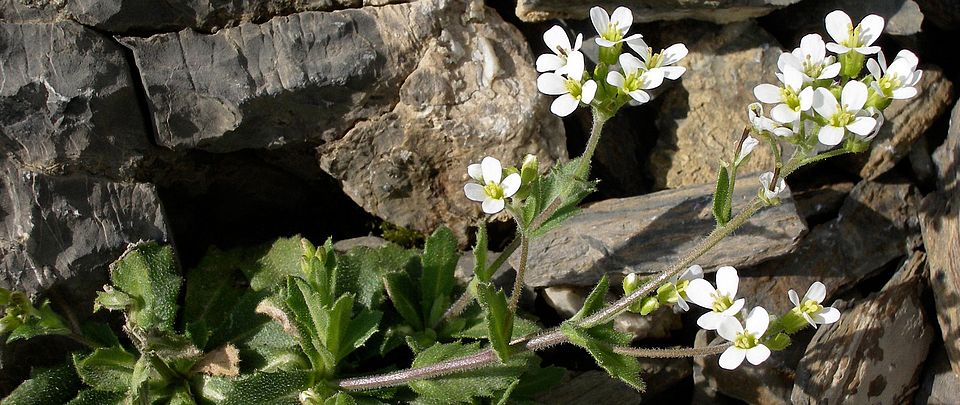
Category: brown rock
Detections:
[
  {"x1": 790, "y1": 182, "x2": 855, "y2": 224},
  {"x1": 915, "y1": 345, "x2": 960, "y2": 405},
  {"x1": 738, "y1": 179, "x2": 920, "y2": 314},
  {"x1": 932, "y1": 101, "x2": 959, "y2": 190},
  {"x1": 514, "y1": 0, "x2": 800, "y2": 24},
  {"x1": 514, "y1": 175, "x2": 806, "y2": 288},
  {"x1": 650, "y1": 21, "x2": 781, "y2": 189},
  {"x1": 859, "y1": 68, "x2": 953, "y2": 180},
  {"x1": 920, "y1": 190, "x2": 960, "y2": 376},
  {"x1": 791, "y1": 251, "x2": 933, "y2": 404}
]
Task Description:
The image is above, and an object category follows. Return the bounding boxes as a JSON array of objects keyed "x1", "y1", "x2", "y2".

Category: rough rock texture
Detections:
[
  {"x1": 859, "y1": 68, "x2": 953, "y2": 180},
  {"x1": 915, "y1": 346, "x2": 960, "y2": 405},
  {"x1": 536, "y1": 359, "x2": 689, "y2": 403},
  {"x1": 514, "y1": 176, "x2": 806, "y2": 287},
  {"x1": 791, "y1": 252, "x2": 933, "y2": 405},
  {"x1": 0, "y1": 0, "x2": 408, "y2": 34},
  {"x1": 0, "y1": 20, "x2": 151, "y2": 179},
  {"x1": 541, "y1": 286, "x2": 680, "y2": 340},
  {"x1": 125, "y1": 0, "x2": 566, "y2": 240},
  {"x1": 933, "y1": 101, "x2": 960, "y2": 190},
  {"x1": 790, "y1": 182, "x2": 854, "y2": 224},
  {"x1": 738, "y1": 178, "x2": 920, "y2": 314},
  {"x1": 920, "y1": 191, "x2": 960, "y2": 376},
  {"x1": 0, "y1": 162, "x2": 172, "y2": 301},
  {"x1": 514, "y1": 0, "x2": 800, "y2": 24},
  {"x1": 650, "y1": 21, "x2": 781, "y2": 189}
]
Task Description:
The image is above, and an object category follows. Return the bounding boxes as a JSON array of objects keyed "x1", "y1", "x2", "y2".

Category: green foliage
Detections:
[
  {"x1": 712, "y1": 163, "x2": 734, "y2": 227},
  {"x1": 472, "y1": 224, "x2": 491, "y2": 282},
  {"x1": 379, "y1": 221, "x2": 425, "y2": 249},
  {"x1": 199, "y1": 370, "x2": 310, "y2": 404},
  {"x1": 72, "y1": 346, "x2": 137, "y2": 392},
  {"x1": 3, "y1": 364, "x2": 82, "y2": 405},
  {"x1": 102, "y1": 242, "x2": 181, "y2": 332},
  {"x1": 520, "y1": 159, "x2": 597, "y2": 238},
  {"x1": 409, "y1": 342, "x2": 531, "y2": 404},
  {"x1": 420, "y1": 227, "x2": 458, "y2": 328},
  {"x1": 475, "y1": 283, "x2": 513, "y2": 362},
  {"x1": 5, "y1": 300, "x2": 70, "y2": 343}
]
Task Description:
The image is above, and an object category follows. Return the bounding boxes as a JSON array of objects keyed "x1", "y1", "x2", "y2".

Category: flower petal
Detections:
[
  {"x1": 501, "y1": 173, "x2": 521, "y2": 197},
  {"x1": 859, "y1": 14, "x2": 885, "y2": 46},
  {"x1": 619, "y1": 53, "x2": 644, "y2": 75},
  {"x1": 891, "y1": 87, "x2": 917, "y2": 99},
  {"x1": 566, "y1": 51, "x2": 585, "y2": 81},
  {"x1": 641, "y1": 69, "x2": 665, "y2": 89},
  {"x1": 804, "y1": 281, "x2": 827, "y2": 303},
  {"x1": 745, "y1": 307, "x2": 769, "y2": 335},
  {"x1": 717, "y1": 317, "x2": 743, "y2": 341},
  {"x1": 627, "y1": 90, "x2": 650, "y2": 104},
  {"x1": 715, "y1": 266, "x2": 739, "y2": 297},
  {"x1": 676, "y1": 298, "x2": 690, "y2": 312},
  {"x1": 818, "y1": 125, "x2": 845, "y2": 146},
  {"x1": 779, "y1": 53, "x2": 802, "y2": 73},
  {"x1": 464, "y1": 183, "x2": 486, "y2": 201},
  {"x1": 813, "y1": 307, "x2": 841, "y2": 324},
  {"x1": 800, "y1": 33, "x2": 826, "y2": 62},
  {"x1": 788, "y1": 289, "x2": 800, "y2": 307},
  {"x1": 719, "y1": 347, "x2": 746, "y2": 370},
  {"x1": 754, "y1": 84, "x2": 783, "y2": 103},
  {"x1": 590, "y1": 7, "x2": 609, "y2": 37},
  {"x1": 813, "y1": 87, "x2": 839, "y2": 118},
  {"x1": 825, "y1": 10, "x2": 852, "y2": 44},
  {"x1": 480, "y1": 156, "x2": 502, "y2": 184},
  {"x1": 783, "y1": 68, "x2": 804, "y2": 90},
  {"x1": 573, "y1": 33, "x2": 583, "y2": 51},
  {"x1": 841, "y1": 80, "x2": 868, "y2": 110},
  {"x1": 683, "y1": 264, "x2": 704, "y2": 281},
  {"x1": 799, "y1": 86, "x2": 814, "y2": 111},
  {"x1": 819, "y1": 62, "x2": 841, "y2": 79},
  {"x1": 697, "y1": 311, "x2": 727, "y2": 330},
  {"x1": 684, "y1": 279, "x2": 717, "y2": 309},
  {"x1": 467, "y1": 163, "x2": 483, "y2": 181},
  {"x1": 481, "y1": 197, "x2": 505, "y2": 214},
  {"x1": 610, "y1": 6, "x2": 633, "y2": 32},
  {"x1": 847, "y1": 116, "x2": 877, "y2": 136},
  {"x1": 595, "y1": 37, "x2": 616, "y2": 48},
  {"x1": 551, "y1": 94, "x2": 580, "y2": 117},
  {"x1": 662, "y1": 43, "x2": 688, "y2": 65},
  {"x1": 726, "y1": 298, "x2": 746, "y2": 316},
  {"x1": 536, "y1": 54, "x2": 563, "y2": 73},
  {"x1": 660, "y1": 66, "x2": 686, "y2": 80},
  {"x1": 581, "y1": 80, "x2": 597, "y2": 104},
  {"x1": 854, "y1": 45, "x2": 881, "y2": 55},
  {"x1": 607, "y1": 71, "x2": 626, "y2": 88},
  {"x1": 746, "y1": 345, "x2": 771, "y2": 365},
  {"x1": 543, "y1": 25, "x2": 571, "y2": 55},
  {"x1": 537, "y1": 73, "x2": 568, "y2": 95},
  {"x1": 626, "y1": 37, "x2": 650, "y2": 60},
  {"x1": 866, "y1": 58, "x2": 882, "y2": 81},
  {"x1": 771, "y1": 103, "x2": 799, "y2": 124}
]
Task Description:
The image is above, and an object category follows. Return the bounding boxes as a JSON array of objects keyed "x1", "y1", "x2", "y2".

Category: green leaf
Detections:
[
  {"x1": 335, "y1": 245, "x2": 410, "y2": 308},
  {"x1": 72, "y1": 346, "x2": 137, "y2": 392},
  {"x1": 569, "y1": 275, "x2": 609, "y2": 323},
  {"x1": 472, "y1": 225, "x2": 490, "y2": 282},
  {"x1": 281, "y1": 278, "x2": 325, "y2": 371},
  {"x1": 203, "y1": 290, "x2": 271, "y2": 351},
  {"x1": 475, "y1": 283, "x2": 513, "y2": 362},
  {"x1": 420, "y1": 227, "x2": 458, "y2": 328},
  {"x1": 66, "y1": 390, "x2": 125, "y2": 405},
  {"x1": 324, "y1": 393, "x2": 358, "y2": 405},
  {"x1": 712, "y1": 163, "x2": 734, "y2": 227},
  {"x1": 80, "y1": 322, "x2": 120, "y2": 348},
  {"x1": 3, "y1": 364, "x2": 83, "y2": 405},
  {"x1": 560, "y1": 323, "x2": 644, "y2": 391},
  {"x1": 409, "y1": 342, "x2": 531, "y2": 404},
  {"x1": 243, "y1": 237, "x2": 305, "y2": 291},
  {"x1": 6, "y1": 301, "x2": 70, "y2": 343},
  {"x1": 509, "y1": 366, "x2": 565, "y2": 401},
  {"x1": 128, "y1": 354, "x2": 151, "y2": 404},
  {"x1": 237, "y1": 321, "x2": 307, "y2": 372},
  {"x1": 108, "y1": 242, "x2": 181, "y2": 332},
  {"x1": 199, "y1": 370, "x2": 310, "y2": 405},
  {"x1": 321, "y1": 294, "x2": 356, "y2": 362},
  {"x1": 340, "y1": 308, "x2": 381, "y2": 361},
  {"x1": 457, "y1": 316, "x2": 540, "y2": 340},
  {"x1": 382, "y1": 272, "x2": 422, "y2": 330},
  {"x1": 495, "y1": 380, "x2": 520, "y2": 405},
  {"x1": 183, "y1": 247, "x2": 246, "y2": 335},
  {"x1": 521, "y1": 159, "x2": 596, "y2": 237}
]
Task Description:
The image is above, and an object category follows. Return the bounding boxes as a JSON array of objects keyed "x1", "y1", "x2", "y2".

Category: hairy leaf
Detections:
[
  {"x1": 202, "y1": 290, "x2": 271, "y2": 351},
  {"x1": 382, "y1": 272, "x2": 422, "y2": 330},
  {"x1": 409, "y1": 342, "x2": 531, "y2": 404},
  {"x1": 3, "y1": 364, "x2": 82, "y2": 405},
  {"x1": 521, "y1": 159, "x2": 596, "y2": 236},
  {"x1": 336, "y1": 245, "x2": 411, "y2": 308},
  {"x1": 237, "y1": 321, "x2": 307, "y2": 372},
  {"x1": 457, "y1": 316, "x2": 540, "y2": 340},
  {"x1": 281, "y1": 278, "x2": 325, "y2": 371},
  {"x1": 66, "y1": 390, "x2": 125, "y2": 405},
  {"x1": 420, "y1": 227, "x2": 458, "y2": 329},
  {"x1": 712, "y1": 163, "x2": 734, "y2": 227},
  {"x1": 6, "y1": 301, "x2": 70, "y2": 343},
  {"x1": 80, "y1": 322, "x2": 120, "y2": 348},
  {"x1": 509, "y1": 366, "x2": 566, "y2": 401},
  {"x1": 184, "y1": 247, "x2": 246, "y2": 336},
  {"x1": 199, "y1": 370, "x2": 310, "y2": 405},
  {"x1": 244, "y1": 237, "x2": 305, "y2": 291},
  {"x1": 340, "y1": 308, "x2": 381, "y2": 362},
  {"x1": 569, "y1": 275, "x2": 609, "y2": 323},
  {"x1": 560, "y1": 322, "x2": 644, "y2": 391},
  {"x1": 472, "y1": 224, "x2": 490, "y2": 282},
  {"x1": 108, "y1": 242, "x2": 181, "y2": 332},
  {"x1": 475, "y1": 283, "x2": 513, "y2": 362},
  {"x1": 72, "y1": 346, "x2": 137, "y2": 392}
]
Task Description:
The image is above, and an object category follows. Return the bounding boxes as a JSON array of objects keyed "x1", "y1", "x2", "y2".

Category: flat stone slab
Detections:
[{"x1": 513, "y1": 176, "x2": 807, "y2": 287}]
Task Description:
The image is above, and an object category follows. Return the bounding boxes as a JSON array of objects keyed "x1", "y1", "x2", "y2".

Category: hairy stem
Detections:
[
  {"x1": 508, "y1": 236, "x2": 530, "y2": 312},
  {"x1": 575, "y1": 109, "x2": 610, "y2": 179},
  {"x1": 613, "y1": 343, "x2": 732, "y2": 358}
]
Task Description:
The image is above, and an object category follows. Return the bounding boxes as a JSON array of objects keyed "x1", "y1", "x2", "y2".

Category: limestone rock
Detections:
[
  {"x1": 0, "y1": 20, "x2": 151, "y2": 179},
  {"x1": 738, "y1": 179, "x2": 920, "y2": 314},
  {"x1": 0, "y1": 162, "x2": 172, "y2": 302},
  {"x1": 791, "y1": 252, "x2": 933, "y2": 404},
  {"x1": 650, "y1": 21, "x2": 781, "y2": 189},
  {"x1": 514, "y1": 0, "x2": 800, "y2": 24},
  {"x1": 541, "y1": 286, "x2": 679, "y2": 340},
  {"x1": 125, "y1": 0, "x2": 566, "y2": 240},
  {"x1": 920, "y1": 190, "x2": 960, "y2": 376},
  {"x1": 933, "y1": 101, "x2": 959, "y2": 190},
  {"x1": 514, "y1": 176, "x2": 806, "y2": 288},
  {"x1": 859, "y1": 68, "x2": 953, "y2": 180}
]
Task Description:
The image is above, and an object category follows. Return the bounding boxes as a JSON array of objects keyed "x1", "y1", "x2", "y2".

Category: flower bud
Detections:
[
  {"x1": 520, "y1": 154, "x2": 539, "y2": 185},
  {"x1": 638, "y1": 296, "x2": 660, "y2": 315},
  {"x1": 622, "y1": 273, "x2": 641, "y2": 295},
  {"x1": 656, "y1": 283, "x2": 679, "y2": 305}
]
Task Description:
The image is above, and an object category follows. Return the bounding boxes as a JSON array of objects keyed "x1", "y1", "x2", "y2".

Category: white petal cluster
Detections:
[
  {"x1": 718, "y1": 307, "x2": 771, "y2": 370},
  {"x1": 788, "y1": 282, "x2": 841, "y2": 327},
  {"x1": 590, "y1": 6, "x2": 642, "y2": 47},
  {"x1": 463, "y1": 157, "x2": 521, "y2": 214},
  {"x1": 685, "y1": 266, "x2": 745, "y2": 330},
  {"x1": 749, "y1": 10, "x2": 921, "y2": 149},
  {"x1": 537, "y1": 51, "x2": 597, "y2": 117}
]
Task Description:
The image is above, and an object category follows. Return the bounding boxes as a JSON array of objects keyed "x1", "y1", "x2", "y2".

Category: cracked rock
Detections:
[{"x1": 514, "y1": 0, "x2": 801, "y2": 24}]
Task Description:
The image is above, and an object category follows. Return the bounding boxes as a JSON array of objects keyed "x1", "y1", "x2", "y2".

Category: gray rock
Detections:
[
  {"x1": 791, "y1": 251, "x2": 933, "y2": 404},
  {"x1": 535, "y1": 358, "x2": 688, "y2": 404},
  {"x1": 0, "y1": 20, "x2": 151, "y2": 179},
  {"x1": 125, "y1": 0, "x2": 566, "y2": 240},
  {"x1": 0, "y1": 0, "x2": 408, "y2": 34},
  {"x1": 920, "y1": 190, "x2": 960, "y2": 376},
  {"x1": 790, "y1": 182, "x2": 854, "y2": 224},
  {"x1": 514, "y1": 0, "x2": 800, "y2": 24},
  {"x1": 650, "y1": 21, "x2": 782, "y2": 189},
  {"x1": 859, "y1": 68, "x2": 953, "y2": 180},
  {"x1": 738, "y1": 178, "x2": 920, "y2": 314},
  {"x1": 915, "y1": 345, "x2": 960, "y2": 405},
  {"x1": 0, "y1": 162, "x2": 172, "y2": 302},
  {"x1": 541, "y1": 286, "x2": 679, "y2": 340},
  {"x1": 513, "y1": 175, "x2": 806, "y2": 288},
  {"x1": 933, "y1": 101, "x2": 959, "y2": 191}
]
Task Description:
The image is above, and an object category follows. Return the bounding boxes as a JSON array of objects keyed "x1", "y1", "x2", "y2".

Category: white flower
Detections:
[
  {"x1": 606, "y1": 54, "x2": 665, "y2": 104},
  {"x1": 736, "y1": 136, "x2": 759, "y2": 166},
  {"x1": 671, "y1": 265, "x2": 704, "y2": 312},
  {"x1": 759, "y1": 171, "x2": 786, "y2": 200},
  {"x1": 778, "y1": 34, "x2": 841, "y2": 82},
  {"x1": 866, "y1": 49, "x2": 922, "y2": 100},
  {"x1": 590, "y1": 6, "x2": 643, "y2": 48},
  {"x1": 464, "y1": 157, "x2": 521, "y2": 214},
  {"x1": 717, "y1": 307, "x2": 771, "y2": 370},
  {"x1": 685, "y1": 266, "x2": 746, "y2": 330},
  {"x1": 747, "y1": 103, "x2": 794, "y2": 137},
  {"x1": 812, "y1": 80, "x2": 877, "y2": 145},
  {"x1": 536, "y1": 25, "x2": 584, "y2": 75},
  {"x1": 788, "y1": 281, "x2": 841, "y2": 328},
  {"x1": 754, "y1": 68, "x2": 813, "y2": 124},
  {"x1": 626, "y1": 40, "x2": 688, "y2": 80},
  {"x1": 537, "y1": 52, "x2": 597, "y2": 117},
  {"x1": 824, "y1": 10, "x2": 884, "y2": 55}
]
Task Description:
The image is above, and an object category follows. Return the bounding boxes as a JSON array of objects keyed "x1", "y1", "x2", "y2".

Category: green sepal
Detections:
[
  {"x1": 637, "y1": 297, "x2": 660, "y2": 316},
  {"x1": 765, "y1": 332, "x2": 792, "y2": 351},
  {"x1": 475, "y1": 282, "x2": 514, "y2": 362}
]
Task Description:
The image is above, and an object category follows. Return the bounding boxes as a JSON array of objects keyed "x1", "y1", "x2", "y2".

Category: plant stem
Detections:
[
  {"x1": 439, "y1": 237, "x2": 521, "y2": 325},
  {"x1": 613, "y1": 343, "x2": 731, "y2": 358},
  {"x1": 575, "y1": 108, "x2": 610, "y2": 179},
  {"x1": 508, "y1": 236, "x2": 530, "y2": 312}
]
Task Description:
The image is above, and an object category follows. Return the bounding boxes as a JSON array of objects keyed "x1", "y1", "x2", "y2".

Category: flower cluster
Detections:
[
  {"x1": 536, "y1": 6, "x2": 687, "y2": 117},
  {"x1": 463, "y1": 155, "x2": 538, "y2": 214},
  {"x1": 623, "y1": 266, "x2": 841, "y2": 370},
  {"x1": 746, "y1": 10, "x2": 921, "y2": 152}
]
